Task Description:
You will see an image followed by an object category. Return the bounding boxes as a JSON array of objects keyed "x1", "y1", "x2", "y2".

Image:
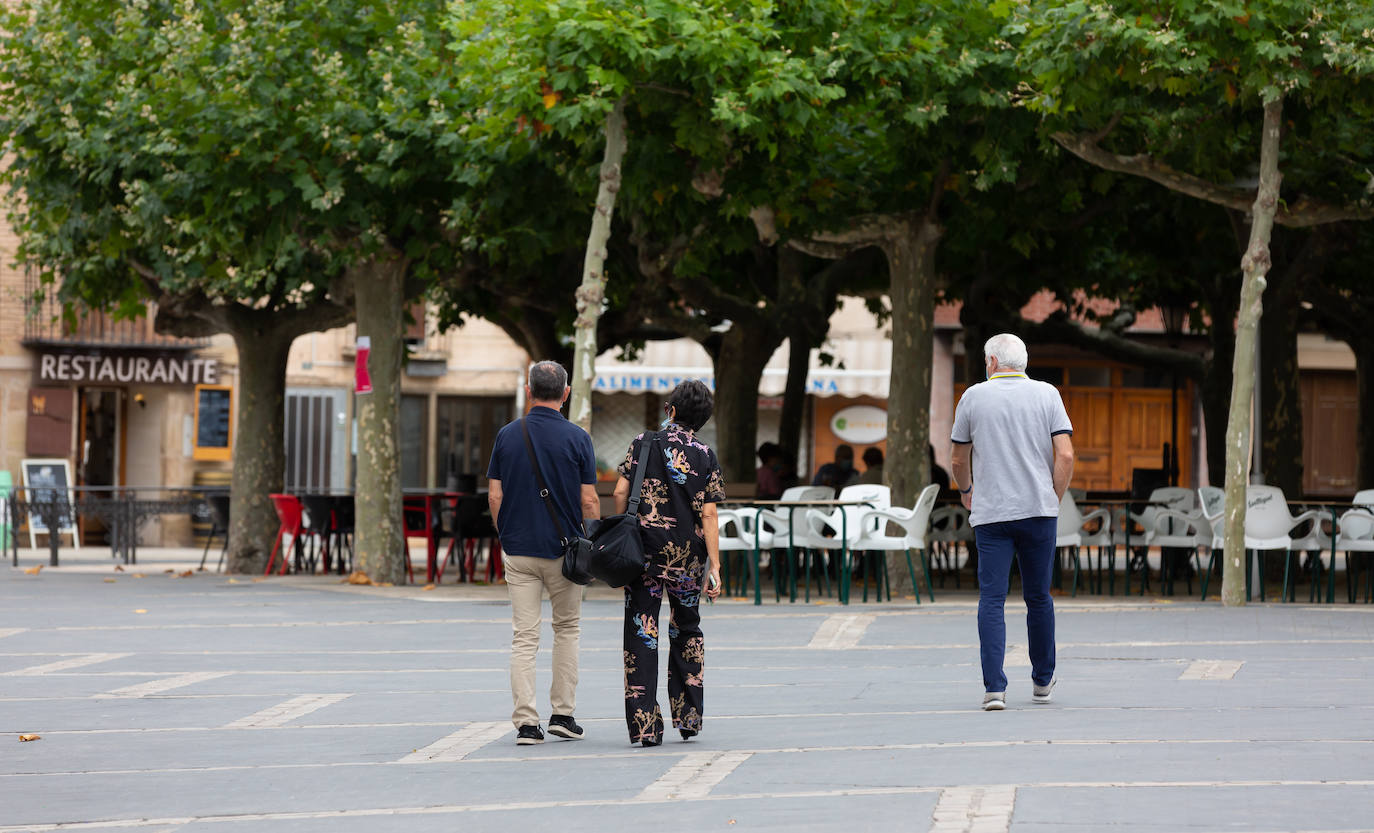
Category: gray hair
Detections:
[
  {"x1": 983, "y1": 333, "x2": 1028, "y2": 372},
  {"x1": 527, "y1": 360, "x2": 568, "y2": 402}
]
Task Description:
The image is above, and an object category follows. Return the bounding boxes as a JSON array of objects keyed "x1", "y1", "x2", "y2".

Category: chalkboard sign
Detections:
[
  {"x1": 21, "y1": 457, "x2": 79, "y2": 547},
  {"x1": 194, "y1": 385, "x2": 233, "y2": 461}
]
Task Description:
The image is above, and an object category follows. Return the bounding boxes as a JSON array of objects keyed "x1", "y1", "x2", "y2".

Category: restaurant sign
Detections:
[{"x1": 36, "y1": 349, "x2": 219, "y2": 387}]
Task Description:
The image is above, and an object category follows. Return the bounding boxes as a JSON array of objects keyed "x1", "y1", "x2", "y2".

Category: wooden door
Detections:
[
  {"x1": 1302, "y1": 372, "x2": 1357, "y2": 495},
  {"x1": 1063, "y1": 390, "x2": 1114, "y2": 491}
]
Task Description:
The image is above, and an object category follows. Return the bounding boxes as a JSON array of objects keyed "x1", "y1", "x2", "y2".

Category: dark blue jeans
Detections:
[{"x1": 975, "y1": 516, "x2": 1057, "y2": 693}]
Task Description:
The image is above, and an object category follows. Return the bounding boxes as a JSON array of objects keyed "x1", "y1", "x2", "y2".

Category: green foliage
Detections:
[{"x1": 0, "y1": 0, "x2": 464, "y2": 312}]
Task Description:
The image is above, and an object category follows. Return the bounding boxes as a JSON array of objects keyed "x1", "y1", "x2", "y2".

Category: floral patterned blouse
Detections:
[{"x1": 617, "y1": 424, "x2": 727, "y2": 588}]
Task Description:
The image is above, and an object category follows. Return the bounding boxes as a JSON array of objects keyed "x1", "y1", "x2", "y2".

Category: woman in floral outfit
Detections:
[{"x1": 615, "y1": 380, "x2": 725, "y2": 747}]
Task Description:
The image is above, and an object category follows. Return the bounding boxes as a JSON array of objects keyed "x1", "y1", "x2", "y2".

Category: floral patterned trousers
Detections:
[{"x1": 623, "y1": 572, "x2": 705, "y2": 744}]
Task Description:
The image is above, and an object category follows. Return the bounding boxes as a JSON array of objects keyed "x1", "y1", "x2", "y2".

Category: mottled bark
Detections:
[
  {"x1": 354, "y1": 256, "x2": 409, "y2": 584},
  {"x1": 711, "y1": 323, "x2": 786, "y2": 483},
  {"x1": 1222, "y1": 98, "x2": 1284, "y2": 607},
  {"x1": 569, "y1": 98, "x2": 628, "y2": 432},
  {"x1": 224, "y1": 328, "x2": 293, "y2": 574}
]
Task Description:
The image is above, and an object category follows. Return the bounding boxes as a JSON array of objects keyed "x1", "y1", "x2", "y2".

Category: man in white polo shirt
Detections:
[{"x1": 950, "y1": 333, "x2": 1075, "y2": 711}]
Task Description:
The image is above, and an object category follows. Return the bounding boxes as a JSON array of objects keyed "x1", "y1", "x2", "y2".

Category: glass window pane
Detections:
[
  {"x1": 1120, "y1": 367, "x2": 1170, "y2": 389},
  {"x1": 400, "y1": 395, "x2": 427, "y2": 489}
]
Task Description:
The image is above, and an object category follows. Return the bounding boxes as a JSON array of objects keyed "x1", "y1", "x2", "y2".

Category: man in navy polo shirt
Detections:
[
  {"x1": 487, "y1": 361, "x2": 599, "y2": 745},
  {"x1": 951, "y1": 334, "x2": 1075, "y2": 712}
]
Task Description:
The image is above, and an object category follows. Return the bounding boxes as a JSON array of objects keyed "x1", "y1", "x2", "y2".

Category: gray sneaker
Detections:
[
  {"x1": 982, "y1": 692, "x2": 1006, "y2": 711},
  {"x1": 1032, "y1": 678, "x2": 1056, "y2": 704}
]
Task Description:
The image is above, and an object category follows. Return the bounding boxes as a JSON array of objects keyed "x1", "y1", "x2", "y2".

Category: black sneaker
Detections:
[
  {"x1": 515, "y1": 724, "x2": 544, "y2": 745},
  {"x1": 679, "y1": 728, "x2": 697, "y2": 742},
  {"x1": 547, "y1": 714, "x2": 584, "y2": 740}
]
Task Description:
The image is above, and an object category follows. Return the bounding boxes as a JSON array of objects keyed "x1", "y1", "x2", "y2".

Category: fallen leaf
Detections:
[
  {"x1": 23, "y1": 565, "x2": 41, "y2": 575},
  {"x1": 18, "y1": 734, "x2": 40, "y2": 742},
  {"x1": 345, "y1": 571, "x2": 373, "y2": 586},
  {"x1": 251, "y1": 577, "x2": 267, "y2": 583},
  {"x1": 134, "y1": 609, "x2": 147, "y2": 614},
  {"x1": 227, "y1": 578, "x2": 240, "y2": 584},
  {"x1": 163, "y1": 569, "x2": 175, "y2": 574},
  {"x1": 378, "y1": 581, "x2": 394, "y2": 587},
  {"x1": 132, "y1": 573, "x2": 146, "y2": 579},
  {"x1": 176, "y1": 570, "x2": 194, "y2": 578},
  {"x1": 422, "y1": 584, "x2": 436, "y2": 591},
  {"x1": 114, "y1": 565, "x2": 125, "y2": 572},
  {"x1": 103, "y1": 578, "x2": 117, "y2": 583}
]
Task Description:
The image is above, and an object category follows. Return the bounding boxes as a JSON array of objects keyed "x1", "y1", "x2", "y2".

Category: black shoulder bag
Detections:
[
  {"x1": 583, "y1": 432, "x2": 656, "y2": 588},
  {"x1": 520, "y1": 418, "x2": 595, "y2": 585}
]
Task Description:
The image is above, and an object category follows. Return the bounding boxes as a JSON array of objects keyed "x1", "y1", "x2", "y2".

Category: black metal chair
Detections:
[{"x1": 199, "y1": 494, "x2": 231, "y2": 572}]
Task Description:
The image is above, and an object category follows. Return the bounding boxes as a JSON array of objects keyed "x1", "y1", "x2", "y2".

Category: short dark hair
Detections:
[
  {"x1": 834, "y1": 444, "x2": 854, "y2": 462},
  {"x1": 758, "y1": 441, "x2": 781, "y2": 463},
  {"x1": 862, "y1": 447, "x2": 883, "y2": 467},
  {"x1": 527, "y1": 361, "x2": 568, "y2": 402},
  {"x1": 667, "y1": 380, "x2": 713, "y2": 432}
]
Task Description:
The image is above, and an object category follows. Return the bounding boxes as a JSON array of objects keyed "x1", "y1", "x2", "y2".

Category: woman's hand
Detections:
[{"x1": 705, "y1": 563, "x2": 722, "y2": 601}]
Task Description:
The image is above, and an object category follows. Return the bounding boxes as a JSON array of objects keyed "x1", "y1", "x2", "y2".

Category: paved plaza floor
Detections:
[{"x1": 2, "y1": 557, "x2": 1373, "y2": 832}]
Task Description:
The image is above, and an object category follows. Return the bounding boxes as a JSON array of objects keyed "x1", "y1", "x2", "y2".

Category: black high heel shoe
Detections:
[{"x1": 679, "y1": 728, "x2": 697, "y2": 741}]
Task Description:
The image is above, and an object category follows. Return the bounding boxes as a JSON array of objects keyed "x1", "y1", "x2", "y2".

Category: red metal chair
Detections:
[{"x1": 265, "y1": 494, "x2": 304, "y2": 575}]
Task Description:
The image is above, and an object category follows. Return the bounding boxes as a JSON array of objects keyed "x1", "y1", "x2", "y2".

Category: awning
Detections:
[{"x1": 594, "y1": 334, "x2": 891, "y2": 399}]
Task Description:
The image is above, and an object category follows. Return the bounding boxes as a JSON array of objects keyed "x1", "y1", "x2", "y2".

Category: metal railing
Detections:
[
  {"x1": 2, "y1": 486, "x2": 219, "y2": 567},
  {"x1": 20, "y1": 271, "x2": 207, "y2": 348}
]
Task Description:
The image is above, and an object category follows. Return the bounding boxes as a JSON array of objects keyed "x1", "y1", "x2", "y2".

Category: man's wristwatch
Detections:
[{"x1": 959, "y1": 485, "x2": 973, "y2": 495}]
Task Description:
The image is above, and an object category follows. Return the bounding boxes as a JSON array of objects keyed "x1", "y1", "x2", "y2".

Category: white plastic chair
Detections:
[
  {"x1": 856, "y1": 484, "x2": 941, "y2": 603},
  {"x1": 1140, "y1": 488, "x2": 1205, "y2": 596},
  {"x1": 1123, "y1": 487, "x2": 1195, "y2": 595},
  {"x1": 1244, "y1": 485, "x2": 1323, "y2": 602},
  {"x1": 717, "y1": 507, "x2": 775, "y2": 601},
  {"x1": 755, "y1": 485, "x2": 834, "y2": 601},
  {"x1": 928, "y1": 504, "x2": 974, "y2": 589},
  {"x1": 1194, "y1": 486, "x2": 1226, "y2": 599},
  {"x1": 804, "y1": 484, "x2": 891, "y2": 604},
  {"x1": 1055, "y1": 492, "x2": 1114, "y2": 597},
  {"x1": 1334, "y1": 489, "x2": 1374, "y2": 603}
]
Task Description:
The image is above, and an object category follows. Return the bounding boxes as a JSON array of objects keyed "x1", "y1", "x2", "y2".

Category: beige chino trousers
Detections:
[{"x1": 504, "y1": 554, "x2": 582, "y2": 728}]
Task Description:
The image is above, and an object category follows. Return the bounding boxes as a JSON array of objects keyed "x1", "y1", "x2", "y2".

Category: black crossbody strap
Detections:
[
  {"x1": 625, "y1": 432, "x2": 657, "y2": 515},
  {"x1": 519, "y1": 417, "x2": 569, "y2": 543}
]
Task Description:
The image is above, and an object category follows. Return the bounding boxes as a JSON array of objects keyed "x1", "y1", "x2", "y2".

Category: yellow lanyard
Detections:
[{"x1": 989, "y1": 372, "x2": 1027, "y2": 380}]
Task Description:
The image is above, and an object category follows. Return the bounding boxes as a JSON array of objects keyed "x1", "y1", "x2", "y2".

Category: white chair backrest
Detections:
[
  {"x1": 781, "y1": 485, "x2": 833, "y2": 503},
  {"x1": 929, "y1": 505, "x2": 971, "y2": 540},
  {"x1": 1353, "y1": 489, "x2": 1374, "y2": 509},
  {"x1": 904, "y1": 484, "x2": 941, "y2": 546},
  {"x1": 1338, "y1": 489, "x2": 1374, "y2": 541},
  {"x1": 1148, "y1": 487, "x2": 1195, "y2": 534},
  {"x1": 1057, "y1": 491, "x2": 1084, "y2": 537},
  {"x1": 834, "y1": 483, "x2": 890, "y2": 538},
  {"x1": 1245, "y1": 485, "x2": 1294, "y2": 539},
  {"x1": 1198, "y1": 486, "x2": 1225, "y2": 520}
]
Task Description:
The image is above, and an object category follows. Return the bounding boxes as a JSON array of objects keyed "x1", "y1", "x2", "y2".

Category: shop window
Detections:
[
  {"x1": 399, "y1": 395, "x2": 427, "y2": 489},
  {"x1": 193, "y1": 385, "x2": 233, "y2": 461},
  {"x1": 435, "y1": 396, "x2": 513, "y2": 491},
  {"x1": 1120, "y1": 367, "x2": 1170, "y2": 389}
]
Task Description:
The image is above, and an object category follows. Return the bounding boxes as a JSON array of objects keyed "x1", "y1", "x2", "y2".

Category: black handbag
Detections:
[
  {"x1": 584, "y1": 432, "x2": 656, "y2": 588},
  {"x1": 519, "y1": 418, "x2": 595, "y2": 585}
]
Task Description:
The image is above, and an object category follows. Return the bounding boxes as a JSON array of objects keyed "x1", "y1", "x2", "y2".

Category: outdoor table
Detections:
[
  {"x1": 402, "y1": 490, "x2": 467, "y2": 582},
  {"x1": 720, "y1": 499, "x2": 877, "y2": 606}
]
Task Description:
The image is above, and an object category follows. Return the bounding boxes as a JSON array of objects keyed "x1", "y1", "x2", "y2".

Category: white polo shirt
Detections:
[{"x1": 950, "y1": 372, "x2": 1073, "y2": 527}]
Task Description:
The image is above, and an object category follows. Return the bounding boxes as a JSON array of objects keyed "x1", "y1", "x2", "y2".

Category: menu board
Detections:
[
  {"x1": 194, "y1": 385, "x2": 233, "y2": 461},
  {"x1": 21, "y1": 457, "x2": 78, "y2": 542}
]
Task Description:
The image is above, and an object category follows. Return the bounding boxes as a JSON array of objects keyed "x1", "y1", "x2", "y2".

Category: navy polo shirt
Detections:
[{"x1": 486, "y1": 406, "x2": 596, "y2": 558}]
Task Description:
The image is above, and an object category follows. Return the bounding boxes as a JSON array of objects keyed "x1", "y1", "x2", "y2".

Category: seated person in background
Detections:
[
  {"x1": 858, "y1": 446, "x2": 884, "y2": 485},
  {"x1": 756, "y1": 442, "x2": 784, "y2": 500},
  {"x1": 813, "y1": 444, "x2": 860, "y2": 491},
  {"x1": 929, "y1": 443, "x2": 955, "y2": 497}
]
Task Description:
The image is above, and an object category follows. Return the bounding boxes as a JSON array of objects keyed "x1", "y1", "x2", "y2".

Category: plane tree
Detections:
[{"x1": 0, "y1": 0, "x2": 466, "y2": 581}]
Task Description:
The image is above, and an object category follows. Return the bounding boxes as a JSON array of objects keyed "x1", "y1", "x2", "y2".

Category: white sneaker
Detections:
[
  {"x1": 982, "y1": 692, "x2": 1006, "y2": 711},
  {"x1": 1032, "y1": 678, "x2": 1056, "y2": 704}
]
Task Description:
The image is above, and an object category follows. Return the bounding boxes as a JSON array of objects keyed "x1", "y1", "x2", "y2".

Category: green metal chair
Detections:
[{"x1": 0, "y1": 471, "x2": 13, "y2": 554}]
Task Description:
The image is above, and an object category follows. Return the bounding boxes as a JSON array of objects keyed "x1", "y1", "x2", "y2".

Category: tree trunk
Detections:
[
  {"x1": 778, "y1": 335, "x2": 812, "y2": 465},
  {"x1": 883, "y1": 216, "x2": 941, "y2": 589},
  {"x1": 1358, "y1": 340, "x2": 1374, "y2": 490},
  {"x1": 569, "y1": 97, "x2": 628, "y2": 432},
  {"x1": 225, "y1": 327, "x2": 293, "y2": 574},
  {"x1": 1222, "y1": 98, "x2": 1284, "y2": 607},
  {"x1": 1258, "y1": 287, "x2": 1303, "y2": 495},
  {"x1": 353, "y1": 256, "x2": 409, "y2": 584},
  {"x1": 711, "y1": 323, "x2": 785, "y2": 483}
]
